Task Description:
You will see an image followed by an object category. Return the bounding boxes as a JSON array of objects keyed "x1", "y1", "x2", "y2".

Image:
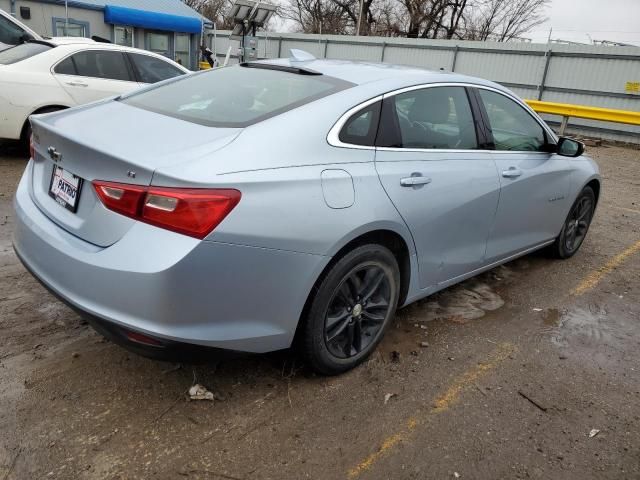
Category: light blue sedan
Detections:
[{"x1": 13, "y1": 52, "x2": 600, "y2": 374}]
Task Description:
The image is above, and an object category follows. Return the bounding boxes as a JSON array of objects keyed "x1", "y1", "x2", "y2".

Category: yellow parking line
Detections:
[
  {"x1": 571, "y1": 239, "x2": 640, "y2": 296},
  {"x1": 347, "y1": 342, "x2": 516, "y2": 479}
]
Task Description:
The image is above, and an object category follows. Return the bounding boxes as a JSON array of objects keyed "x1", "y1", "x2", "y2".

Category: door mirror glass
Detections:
[{"x1": 556, "y1": 137, "x2": 584, "y2": 157}]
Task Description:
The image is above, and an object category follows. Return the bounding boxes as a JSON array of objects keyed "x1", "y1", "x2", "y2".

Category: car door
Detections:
[
  {"x1": 127, "y1": 52, "x2": 187, "y2": 85},
  {"x1": 374, "y1": 85, "x2": 501, "y2": 289},
  {"x1": 53, "y1": 49, "x2": 139, "y2": 104},
  {"x1": 474, "y1": 88, "x2": 574, "y2": 262}
]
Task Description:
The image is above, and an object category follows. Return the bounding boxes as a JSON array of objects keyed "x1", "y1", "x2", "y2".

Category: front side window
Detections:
[
  {"x1": 377, "y1": 86, "x2": 478, "y2": 149},
  {"x1": 338, "y1": 102, "x2": 381, "y2": 146},
  {"x1": 129, "y1": 52, "x2": 185, "y2": 83},
  {"x1": 0, "y1": 13, "x2": 29, "y2": 45},
  {"x1": 0, "y1": 42, "x2": 52, "y2": 65},
  {"x1": 174, "y1": 33, "x2": 190, "y2": 67},
  {"x1": 65, "y1": 50, "x2": 132, "y2": 81},
  {"x1": 121, "y1": 65, "x2": 353, "y2": 128},
  {"x1": 114, "y1": 25, "x2": 134, "y2": 47},
  {"x1": 54, "y1": 19, "x2": 86, "y2": 37},
  {"x1": 478, "y1": 89, "x2": 547, "y2": 151}
]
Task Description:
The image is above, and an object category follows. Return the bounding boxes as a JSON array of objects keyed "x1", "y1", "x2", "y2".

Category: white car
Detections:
[
  {"x1": 0, "y1": 38, "x2": 190, "y2": 143},
  {"x1": 0, "y1": 8, "x2": 42, "y2": 51}
]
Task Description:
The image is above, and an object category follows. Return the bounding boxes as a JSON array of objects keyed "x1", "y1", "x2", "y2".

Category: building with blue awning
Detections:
[{"x1": 0, "y1": 0, "x2": 212, "y2": 69}]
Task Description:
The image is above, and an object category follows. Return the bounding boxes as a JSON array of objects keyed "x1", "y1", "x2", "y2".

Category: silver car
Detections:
[{"x1": 13, "y1": 53, "x2": 600, "y2": 374}]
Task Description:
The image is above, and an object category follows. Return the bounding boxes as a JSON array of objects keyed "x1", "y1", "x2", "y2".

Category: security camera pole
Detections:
[
  {"x1": 64, "y1": 0, "x2": 69, "y2": 36},
  {"x1": 229, "y1": 0, "x2": 276, "y2": 62}
]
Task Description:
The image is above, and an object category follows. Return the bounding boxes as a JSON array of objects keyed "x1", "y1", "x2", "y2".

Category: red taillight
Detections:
[
  {"x1": 29, "y1": 134, "x2": 35, "y2": 160},
  {"x1": 93, "y1": 181, "x2": 241, "y2": 239}
]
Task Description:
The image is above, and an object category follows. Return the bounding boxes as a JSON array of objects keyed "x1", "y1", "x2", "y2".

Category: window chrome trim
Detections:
[
  {"x1": 326, "y1": 95, "x2": 382, "y2": 150},
  {"x1": 326, "y1": 81, "x2": 558, "y2": 152}
]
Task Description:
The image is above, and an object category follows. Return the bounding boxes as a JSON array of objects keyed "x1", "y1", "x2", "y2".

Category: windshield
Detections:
[
  {"x1": 120, "y1": 64, "x2": 353, "y2": 128},
  {"x1": 0, "y1": 42, "x2": 52, "y2": 64}
]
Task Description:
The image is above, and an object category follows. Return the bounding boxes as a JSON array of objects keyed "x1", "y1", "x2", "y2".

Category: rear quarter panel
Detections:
[
  {"x1": 151, "y1": 85, "x2": 417, "y2": 258},
  {"x1": 0, "y1": 67, "x2": 74, "y2": 138}
]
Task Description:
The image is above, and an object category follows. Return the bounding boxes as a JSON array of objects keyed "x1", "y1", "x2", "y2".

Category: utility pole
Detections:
[
  {"x1": 356, "y1": 0, "x2": 363, "y2": 36},
  {"x1": 64, "y1": 0, "x2": 69, "y2": 36}
]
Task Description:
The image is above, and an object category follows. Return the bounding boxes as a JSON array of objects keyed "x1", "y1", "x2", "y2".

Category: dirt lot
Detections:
[{"x1": 1, "y1": 142, "x2": 639, "y2": 480}]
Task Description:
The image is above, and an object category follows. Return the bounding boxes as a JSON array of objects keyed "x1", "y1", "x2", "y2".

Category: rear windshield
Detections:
[
  {"x1": 120, "y1": 64, "x2": 353, "y2": 128},
  {"x1": 0, "y1": 42, "x2": 52, "y2": 65}
]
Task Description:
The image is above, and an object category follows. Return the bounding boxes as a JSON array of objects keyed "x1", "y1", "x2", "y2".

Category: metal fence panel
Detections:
[
  {"x1": 207, "y1": 31, "x2": 640, "y2": 143},
  {"x1": 383, "y1": 45, "x2": 453, "y2": 70}
]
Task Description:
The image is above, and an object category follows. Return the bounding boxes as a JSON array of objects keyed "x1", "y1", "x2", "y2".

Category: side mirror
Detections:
[
  {"x1": 20, "y1": 33, "x2": 34, "y2": 44},
  {"x1": 556, "y1": 137, "x2": 585, "y2": 158}
]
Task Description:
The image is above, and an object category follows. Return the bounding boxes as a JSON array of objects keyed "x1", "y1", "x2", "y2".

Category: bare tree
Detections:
[
  {"x1": 281, "y1": 0, "x2": 349, "y2": 33},
  {"x1": 183, "y1": 0, "x2": 236, "y2": 29},
  {"x1": 464, "y1": 0, "x2": 549, "y2": 41},
  {"x1": 264, "y1": 0, "x2": 548, "y2": 40}
]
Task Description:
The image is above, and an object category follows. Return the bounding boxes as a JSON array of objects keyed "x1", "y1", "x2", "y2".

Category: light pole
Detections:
[
  {"x1": 64, "y1": 0, "x2": 69, "y2": 36},
  {"x1": 356, "y1": 0, "x2": 363, "y2": 36}
]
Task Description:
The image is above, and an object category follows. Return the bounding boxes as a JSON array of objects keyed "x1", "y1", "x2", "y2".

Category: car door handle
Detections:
[
  {"x1": 66, "y1": 81, "x2": 88, "y2": 87},
  {"x1": 502, "y1": 167, "x2": 523, "y2": 178},
  {"x1": 400, "y1": 175, "x2": 432, "y2": 187}
]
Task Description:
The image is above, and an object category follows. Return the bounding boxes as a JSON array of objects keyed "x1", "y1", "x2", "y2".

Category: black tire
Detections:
[
  {"x1": 550, "y1": 186, "x2": 596, "y2": 259},
  {"x1": 301, "y1": 244, "x2": 400, "y2": 375}
]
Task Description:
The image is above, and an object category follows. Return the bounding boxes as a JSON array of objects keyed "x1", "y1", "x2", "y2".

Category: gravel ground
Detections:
[{"x1": 0, "y1": 142, "x2": 639, "y2": 480}]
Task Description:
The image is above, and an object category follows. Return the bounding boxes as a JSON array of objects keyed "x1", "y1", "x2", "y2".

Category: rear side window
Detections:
[
  {"x1": 478, "y1": 89, "x2": 546, "y2": 151},
  {"x1": 338, "y1": 101, "x2": 381, "y2": 146},
  {"x1": 121, "y1": 64, "x2": 353, "y2": 128},
  {"x1": 377, "y1": 86, "x2": 478, "y2": 149},
  {"x1": 0, "y1": 42, "x2": 52, "y2": 65},
  {"x1": 66, "y1": 50, "x2": 133, "y2": 81},
  {"x1": 129, "y1": 53, "x2": 184, "y2": 84},
  {"x1": 54, "y1": 56, "x2": 76, "y2": 75}
]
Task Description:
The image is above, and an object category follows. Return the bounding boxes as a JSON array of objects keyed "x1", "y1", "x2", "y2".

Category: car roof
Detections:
[
  {"x1": 48, "y1": 37, "x2": 99, "y2": 46},
  {"x1": 40, "y1": 40, "x2": 190, "y2": 71},
  {"x1": 1, "y1": 39, "x2": 190, "y2": 73},
  {"x1": 259, "y1": 56, "x2": 507, "y2": 93}
]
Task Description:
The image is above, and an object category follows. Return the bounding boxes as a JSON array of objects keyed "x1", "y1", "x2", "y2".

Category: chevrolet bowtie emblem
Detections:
[{"x1": 47, "y1": 146, "x2": 62, "y2": 163}]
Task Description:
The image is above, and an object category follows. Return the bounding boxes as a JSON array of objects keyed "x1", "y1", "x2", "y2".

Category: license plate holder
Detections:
[{"x1": 48, "y1": 165, "x2": 83, "y2": 213}]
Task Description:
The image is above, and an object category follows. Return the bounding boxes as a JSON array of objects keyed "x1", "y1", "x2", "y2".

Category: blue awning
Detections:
[{"x1": 104, "y1": 5, "x2": 202, "y2": 34}]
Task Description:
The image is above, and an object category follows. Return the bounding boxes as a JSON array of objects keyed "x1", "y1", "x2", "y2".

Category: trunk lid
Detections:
[{"x1": 29, "y1": 100, "x2": 241, "y2": 247}]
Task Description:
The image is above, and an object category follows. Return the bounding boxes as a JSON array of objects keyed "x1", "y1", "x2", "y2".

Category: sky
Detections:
[{"x1": 526, "y1": 0, "x2": 640, "y2": 46}]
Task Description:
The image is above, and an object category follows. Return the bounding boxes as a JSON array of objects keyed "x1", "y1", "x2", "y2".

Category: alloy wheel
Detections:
[
  {"x1": 564, "y1": 195, "x2": 593, "y2": 253},
  {"x1": 324, "y1": 264, "x2": 392, "y2": 359}
]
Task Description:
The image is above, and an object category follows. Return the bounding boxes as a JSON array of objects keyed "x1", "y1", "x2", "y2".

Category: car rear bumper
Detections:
[{"x1": 13, "y1": 164, "x2": 328, "y2": 354}]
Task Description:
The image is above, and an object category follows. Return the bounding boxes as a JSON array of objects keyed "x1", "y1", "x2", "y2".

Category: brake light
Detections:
[
  {"x1": 29, "y1": 134, "x2": 35, "y2": 160},
  {"x1": 93, "y1": 181, "x2": 241, "y2": 239}
]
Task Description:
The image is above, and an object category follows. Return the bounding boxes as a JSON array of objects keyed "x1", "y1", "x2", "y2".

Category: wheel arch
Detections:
[
  {"x1": 20, "y1": 105, "x2": 70, "y2": 141},
  {"x1": 585, "y1": 178, "x2": 601, "y2": 206},
  {"x1": 293, "y1": 226, "x2": 415, "y2": 349}
]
